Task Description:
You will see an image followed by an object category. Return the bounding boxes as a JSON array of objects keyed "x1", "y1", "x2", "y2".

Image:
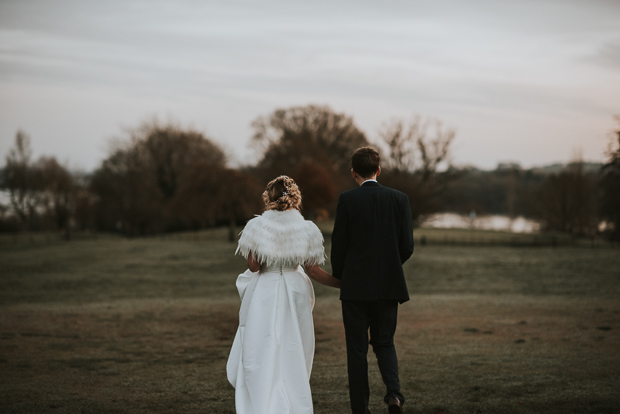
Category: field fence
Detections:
[{"x1": 413, "y1": 234, "x2": 618, "y2": 248}]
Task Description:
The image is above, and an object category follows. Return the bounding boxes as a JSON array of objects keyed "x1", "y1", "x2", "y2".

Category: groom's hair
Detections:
[{"x1": 351, "y1": 147, "x2": 380, "y2": 178}]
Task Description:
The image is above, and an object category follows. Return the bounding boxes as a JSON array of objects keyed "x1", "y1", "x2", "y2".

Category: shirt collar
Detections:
[{"x1": 362, "y1": 179, "x2": 377, "y2": 185}]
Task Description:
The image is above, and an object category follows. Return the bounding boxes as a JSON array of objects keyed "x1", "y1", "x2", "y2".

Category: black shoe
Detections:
[{"x1": 388, "y1": 396, "x2": 402, "y2": 413}]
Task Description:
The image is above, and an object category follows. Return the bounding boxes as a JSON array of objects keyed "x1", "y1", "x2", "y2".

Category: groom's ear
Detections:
[
  {"x1": 351, "y1": 168, "x2": 357, "y2": 180},
  {"x1": 376, "y1": 166, "x2": 381, "y2": 177}
]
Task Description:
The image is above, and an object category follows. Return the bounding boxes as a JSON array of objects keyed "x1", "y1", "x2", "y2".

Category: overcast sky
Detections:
[{"x1": 1, "y1": 0, "x2": 619, "y2": 171}]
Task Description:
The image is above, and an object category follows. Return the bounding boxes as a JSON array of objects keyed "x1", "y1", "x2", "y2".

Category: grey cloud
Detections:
[{"x1": 1, "y1": 0, "x2": 618, "y2": 169}]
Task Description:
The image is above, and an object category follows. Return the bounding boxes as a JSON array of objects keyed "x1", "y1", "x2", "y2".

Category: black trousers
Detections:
[{"x1": 341, "y1": 300, "x2": 404, "y2": 414}]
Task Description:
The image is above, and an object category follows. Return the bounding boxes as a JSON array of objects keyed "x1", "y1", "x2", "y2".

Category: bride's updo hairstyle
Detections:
[{"x1": 262, "y1": 175, "x2": 302, "y2": 212}]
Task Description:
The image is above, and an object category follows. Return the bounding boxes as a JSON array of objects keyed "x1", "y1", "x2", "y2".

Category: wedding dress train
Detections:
[{"x1": 227, "y1": 209, "x2": 324, "y2": 414}]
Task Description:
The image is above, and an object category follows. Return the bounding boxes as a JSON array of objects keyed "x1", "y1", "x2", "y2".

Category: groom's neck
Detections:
[
  {"x1": 355, "y1": 175, "x2": 376, "y2": 186},
  {"x1": 352, "y1": 166, "x2": 381, "y2": 186}
]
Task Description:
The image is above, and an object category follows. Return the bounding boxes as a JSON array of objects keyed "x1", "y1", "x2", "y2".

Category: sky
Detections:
[{"x1": 1, "y1": 0, "x2": 619, "y2": 171}]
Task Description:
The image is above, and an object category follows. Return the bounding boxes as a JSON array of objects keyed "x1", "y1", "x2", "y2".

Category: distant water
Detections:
[{"x1": 421, "y1": 213, "x2": 540, "y2": 233}]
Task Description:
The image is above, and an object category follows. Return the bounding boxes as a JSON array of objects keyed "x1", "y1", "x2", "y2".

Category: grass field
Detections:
[{"x1": 1, "y1": 227, "x2": 619, "y2": 413}]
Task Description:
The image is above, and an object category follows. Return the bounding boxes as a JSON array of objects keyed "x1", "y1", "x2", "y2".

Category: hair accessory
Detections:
[
  {"x1": 262, "y1": 175, "x2": 301, "y2": 211},
  {"x1": 279, "y1": 176, "x2": 292, "y2": 199}
]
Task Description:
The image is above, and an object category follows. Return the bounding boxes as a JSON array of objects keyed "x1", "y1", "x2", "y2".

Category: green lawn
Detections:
[{"x1": 0, "y1": 228, "x2": 619, "y2": 413}]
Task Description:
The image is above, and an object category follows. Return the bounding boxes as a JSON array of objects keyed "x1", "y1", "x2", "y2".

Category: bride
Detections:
[{"x1": 227, "y1": 175, "x2": 340, "y2": 414}]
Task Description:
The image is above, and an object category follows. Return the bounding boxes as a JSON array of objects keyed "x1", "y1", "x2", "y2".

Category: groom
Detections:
[{"x1": 331, "y1": 147, "x2": 414, "y2": 414}]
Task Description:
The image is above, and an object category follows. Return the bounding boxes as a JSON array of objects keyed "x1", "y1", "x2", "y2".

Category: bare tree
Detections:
[
  {"x1": 379, "y1": 115, "x2": 456, "y2": 224},
  {"x1": 1, "y1": 131, "x2": 44, "y2": 230},
  {"x1": 91, "y1": 121, "x2": 229, "y2": 235},
  {"x1": 133, "y1": 122, "x2": 226, "y2": 200},
  {"x1": 73, "y1": 183, "x2": 97, "y2": 233},
  {"x1": 218, "y1": 169, "x2": 264, "y2": 241},
  {"x1": 291, "y1": 160, "x2": 337, "y2": 219},
  {"x1": 536, "y1": 160, "x2": 599, "y2": 236},
  {"x1": 37, "y1": 157, "x2": 76, "y2": 239},
  {"x1": 170, "y1": 163, "x2": 263, "y2": 239},
  {"x1": 91, "y1": 147, "x2": 159, "y2": 235},
  {"x1": 600, "y1": 116, "x2": 620, "y2": 240},
  {"x1": 380, "y1": 115, "x2": 454, "y2": 180},
  {"x1": 251, "y1": 105, "x2": 369, "y2": 193}
]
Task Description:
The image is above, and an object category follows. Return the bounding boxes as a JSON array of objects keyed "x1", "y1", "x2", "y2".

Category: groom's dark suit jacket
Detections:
[{"x1": 331, "y1": 181, "x2": 414, "y2": 304}]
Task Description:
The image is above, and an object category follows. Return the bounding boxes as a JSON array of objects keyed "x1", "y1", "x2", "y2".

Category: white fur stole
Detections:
[{"x1": 236, "y1": 209, "x2": 326, "y2": 267}]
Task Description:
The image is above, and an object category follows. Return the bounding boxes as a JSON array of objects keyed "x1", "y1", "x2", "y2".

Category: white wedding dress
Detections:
[{"x1": 227, "y1": 209, "x2": 325, "y2": 414}]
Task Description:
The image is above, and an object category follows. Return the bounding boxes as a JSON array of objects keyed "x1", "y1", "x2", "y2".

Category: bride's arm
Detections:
[
  {"x1": 247, "y1": 252, "x2": 261, "y2": 272},
  {"x1": 304, "y1": 264, "x2": 341, "y2": 288}
]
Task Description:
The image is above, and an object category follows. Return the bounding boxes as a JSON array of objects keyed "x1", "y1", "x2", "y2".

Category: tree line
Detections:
[
  {"x1": 1, "y1": 105, "x2": 619, "y2": 241},
  {"x1": 442, "y1": 161, "x2": 607, "y2": 236}
]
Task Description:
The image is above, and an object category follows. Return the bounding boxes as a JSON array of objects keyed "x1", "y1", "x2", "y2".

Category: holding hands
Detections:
[{"x1": 304, "y1": 264, "x2": 341, "y2": 288}]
